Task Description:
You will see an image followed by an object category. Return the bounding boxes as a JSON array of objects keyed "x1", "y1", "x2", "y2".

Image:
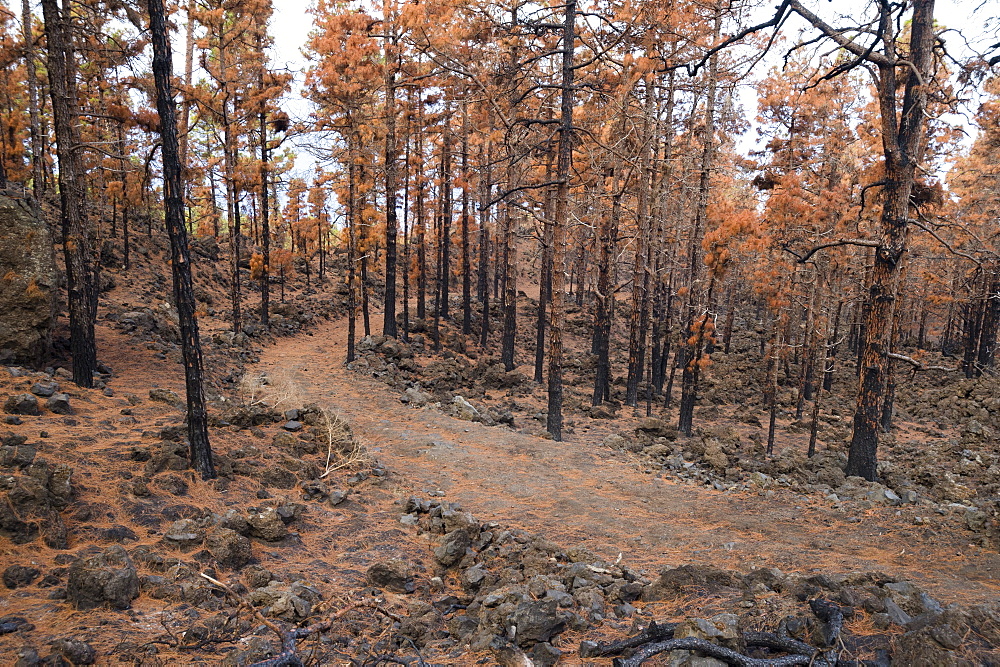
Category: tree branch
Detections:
[
  {"x1": 784, "y1": 238, "x2": 881, "y2": 264},
  {"x1": 888, "y1": 352, "x2": 956, "y2": 372}
]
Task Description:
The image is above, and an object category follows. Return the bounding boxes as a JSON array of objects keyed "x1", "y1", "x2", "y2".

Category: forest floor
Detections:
[
  {"x1": 3, "y1": 249, "x2": 1000, "y2": 665},
  {"x1": 255, "y1": 311, "x2": 1000, "y2": 605}
]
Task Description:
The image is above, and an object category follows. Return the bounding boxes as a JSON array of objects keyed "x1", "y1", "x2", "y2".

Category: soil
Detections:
[{"x1": 255, "y1": 313, "x2": 1000, "y2": 606}]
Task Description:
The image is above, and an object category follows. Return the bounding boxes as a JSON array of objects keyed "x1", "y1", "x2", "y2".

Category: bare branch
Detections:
[
  {"x1": 888, "y1": 352, "x2": 956, "y2": 372},
  {"x1": 784, "y1": 238, "x2": 882, "y2": 264}
]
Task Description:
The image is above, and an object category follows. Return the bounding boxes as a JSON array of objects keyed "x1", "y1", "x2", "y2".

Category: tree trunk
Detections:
[
  {"x1": 346, "y1": 152, "x2": 360, "y2": 363},
  {"x1": 501, "y1": 210, "x2": 517, "y2": 371},
  {"x1": 625, "y1": 80, "x2": 656, "y2": 408},
  {"x1": 439, "y1": 128, "x2": 452, "y2": 320},
  {"x1": 546, "y1": 0, "x2": 575, "y2": 441},
  {"x1": 382, "y1": 43, "x2": 399, "y2": 338},
  {"x1": 416, "y1": 109, "x2": 427, "y2": 322},
  {"x1": 678, "y1": 31, "x2": 719, "y2": 436},
  {"x1": 823, "y1": 298, "x2": 843, "y2": 392},
  {"x1": 535, "y1": 148, "x2": 555, "y2": 384},
  {"x1": 976, "y1": 268, "x2": 1000, "y2": 371},
  {"x1": 147, "y1": 0, "x2": 215, "y2": 480},
  {"x1": 846, "y1": 0, "x2": 936, "y2": 481},
  {"x1": 592, "y1": 175, "x2": 620, "y2": 405},
  {"x1": 41, "y1": 0, "x2": 98, "y2": 388},
  {"x1": 461, "y1": 99, "x2": 472, "y2": 335},
  {"x1": 258, "y1": 57, "x2": 270, "y2": 327}
]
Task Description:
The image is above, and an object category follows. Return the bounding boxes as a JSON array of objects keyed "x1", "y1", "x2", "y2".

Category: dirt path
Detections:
[{"x1": 255, "y1": 316, "x2": 1000, "y2": 606}]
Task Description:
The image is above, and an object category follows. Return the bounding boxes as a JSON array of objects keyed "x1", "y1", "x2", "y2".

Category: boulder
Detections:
[
  {"x1": 148, "y1": 388, "x2": 183, "y2": 408},
  {"x1": 2, "y1": 564, "x2": 40, "y2": 589},
  {"x1": 248, "y1": 507, "x2": 288, "y2": 541},
  {"x1": 30, "y1": 382, "x2": 57, "y2": 397},
  {"x1": 674, "y1": 613, "x2": 741, "y2": 649},
  {"x1": 451, "y1": 396, "x2": 480, "y2": 421},
  {"x1": 50, "y1": 638, "x2": 96, "y2": 665},
  {"x1": 434, "y1": 528, "x2": 472, "y2": 567},
  {"x1": 635, "y1": 418, "x2": 677, "y2": 440},
  {"x1": 401, "y1": 386, "x2": 432, "y2": 406},
  {"x1": 163, "y1": 518, "x2": 204, "y2": 548},
  {"x1": 205, "y1": 528, "x2": 253, "y2": 569},
  {"x1": 367, "y1": 559, "x2": 414, "y2": 593},
  {"x1": 45, "y1": 393, "x2": 72, "y2": 415},
  {"x1": 0, "y1": 196, "x2": 57, "y2": 365},
  {"x1": 511, "y1": 599, "x2": 566, "y2": 646},
  {"x1": 4, "y1": 394, "x2": 39, "y2": 416},
  {"x1": 66, "y1": 545, "x2": 140, "y2": 610}
]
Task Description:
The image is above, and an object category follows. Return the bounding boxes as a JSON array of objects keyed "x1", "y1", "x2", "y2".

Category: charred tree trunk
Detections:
[
  {"x1": 823, "y1": 299, "x2": 843, "y2": 392},
  {"x1": 22, "y1": 0, "x2": 44, "y2": 197},
  {"x1": 346, "y1": 155, "x2": 360, "y2": 363},
  {"x1": 461, "y1": 101, "x2": 473, "y2": 336},
  {"x1": 148, "y1": 0, "x2": 215, "y2": 479},
  {"x1": 846, "y1": 0, "x2": 936, "y2": 481},
  {"x1": 592, "y1": 177, "x2": 620, "y2": 406},
  {"x1": 382, "y1": 50, "x2": 399, "y2": 338},
  {"x1": 501, "y1": 210, "x2": 517, "y2": 371},
  {"x1": 258, "y1": 61, "x2": 270, "y2": 328},
  {"x1": 535, "y1": 148, "x2": 555, "y2": 384},
  {"x1": 42, "y1": 0, "x2": 98, "y2": 388},
  {"x1": 546, "y1": 0, "x2": 575, "y2": 441},
  {"x1": 625, "y1": 81, "x2": 656, "y2": 408},
  {"x1": 416, "y1": 115, "x2": 427, "y2": 322},
  {"x1": 678, "y1": 33, "x2": 719, "y2": 436},
  {"x1": 439, "y1": 129, "x2": 452, "y2": 321}
]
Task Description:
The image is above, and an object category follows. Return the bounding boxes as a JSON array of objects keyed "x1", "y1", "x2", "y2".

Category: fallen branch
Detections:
[
  {"x1": 579, "y1": 620, "x2": 678, "y2": 658},
  {"x1": 593, "y1": 599, "x2": 853, "y2": 667},
  {"x1": 888, "y1": 352, "x2": 956, "y2": 372},
  {"x1": 810, "y1": 598, "x2": 844, "y2": 648},
  {"x1": 611, "y1": 637, "x2": 813, "y2": 667},
  {"x1": 743, "y1": 632, "x2": 821, "y2": 658}
]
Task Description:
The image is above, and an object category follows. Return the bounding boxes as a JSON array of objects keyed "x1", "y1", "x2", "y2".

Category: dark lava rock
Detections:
[
  {"x1": 0, "y1": 465, "x2": 72, "y2": 547},
  {"x1": 4, "y1": 394, "x2": 39, "y2": 416},
  {"x1": 205, "y1": 527, "x2": 253, "y2": 569},
  {"x1": 589, "y1": 405, "x2": 616, "y2": 419},
  {"x1": 101, "y1": 525, "x2": 138, "y2": 543},
  {"x1": 163, "y1": 518, "x2": 204, "y2": 548},
  {"x1": 0, "y1": 616, "x2": 34, "y2": 635},
  {"x1": 153, "y1": 474, "x2": 189, "y2": 496},
  {"x1": 529, "y1": 641, "x2": 563, "y2": 667},
  {"x1": 66, "y1": 545, "x2": 140, "y2": 610},
  {"x1": 643, "y1": 564, "x2": 744, "y2": 600},
  {"x1": 367, "y1": 560, "x2": 415, "y2": 593},
  {"x1": 30, "y1": 382, "x2": 57, "y2": 398},
  {"x1": 50, "y1": 638, "x2": 95, "y2": 665},
  {"x1": 434, "y1": 529, "x2": 472, "y2": 567},
  {"x1": 259, "y1": 466, "x2": 297, "y2": 490},
  {"x1": 3, "y1": 564, "x2": 40, "y2": 589},
  {"x1": 148, "y1": 388, "x2": 182, "y2": 407},
  {"x1": 247, "y1": 507, "x2": 288, "y2": 541},
  {"x1": 512, "y1": 599, "x2": 566, "y2": 646},
  {"x1": 44, "y1": 394, "x2": 71, "y2": 415},
  {"x1": 0, "y1": 443, "x2": 36, "y2": 468},
  {"x1": 634, "y1": 417, "x2": 677, "y2": 439}
]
